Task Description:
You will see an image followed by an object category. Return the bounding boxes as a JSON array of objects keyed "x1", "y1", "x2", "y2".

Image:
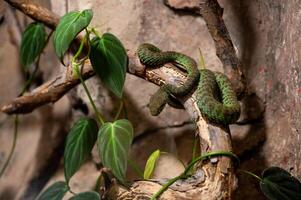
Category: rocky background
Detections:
[{"x1": 0, "y1": 0, "x2": 300, "y2": 199}]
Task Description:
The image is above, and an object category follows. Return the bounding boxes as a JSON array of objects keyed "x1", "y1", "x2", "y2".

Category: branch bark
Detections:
[
  {"x1": 165, "y1": 0, "x2": 246, "y2": 97},
  {"x1": 2, "y1": 0, "x2": 240, "y2": 199}
]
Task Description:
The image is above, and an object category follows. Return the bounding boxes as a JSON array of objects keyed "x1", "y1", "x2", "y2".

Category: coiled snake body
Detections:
[{"x1": 137, "y1": 43, "x2": 240, "y2": 124}]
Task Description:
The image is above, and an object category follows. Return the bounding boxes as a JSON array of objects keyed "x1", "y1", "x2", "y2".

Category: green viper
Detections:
[{"x1": 137, "y1": 43, "x2": 240, "y2": 124}]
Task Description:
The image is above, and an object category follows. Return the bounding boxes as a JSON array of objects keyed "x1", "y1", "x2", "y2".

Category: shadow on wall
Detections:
[{"x1": 226, "y1": 0, "x2": 267, "y2": 199}]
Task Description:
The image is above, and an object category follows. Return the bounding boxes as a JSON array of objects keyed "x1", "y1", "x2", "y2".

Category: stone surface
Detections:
[{"x1": 220, "y1": 0, "x2": 301, "y2": 199}]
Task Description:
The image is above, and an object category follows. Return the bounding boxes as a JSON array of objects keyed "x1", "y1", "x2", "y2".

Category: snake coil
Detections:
[{"x1": 137, "y1": 43, "x2": 240, "y2": 124}]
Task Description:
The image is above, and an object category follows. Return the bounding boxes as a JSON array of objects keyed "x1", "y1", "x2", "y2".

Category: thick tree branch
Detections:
[
  {"x1": 165, "y1": 0, "x2": 246, "y2": 97},
  {"x1": 2, "y1": 0, "x2": 237, "y2": 199},
  {"x1": 3, "y1": 0, "x2": 59, "y2": 29}
]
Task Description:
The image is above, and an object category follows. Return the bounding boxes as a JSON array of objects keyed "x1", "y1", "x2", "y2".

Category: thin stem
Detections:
[
  {"x1": 150, "y1": 151, "x2": 239, "y2": 199},
  {"x1": 19, "y1": 57, "x2": 40, "y2": 96},
  {"x1": 0, "y1": 31, "x2": 53, "y2": 179},
  {"x1": 75, "y1": 64, "x2": 105, "y2": 125},
  {"x1": 85, "y1": 29, "x2": 91, "y2": 59},
  {"x1": 69, "y1": 189, "x2": 77, "y2": 195},
  {"x1": 72, "y1": 31, "x2": 106, "y2": 125},
  {"x1": 0, "y1": 115, "x2": 19, "y2": 178},
  {"x1": 238, "y1": 169, "x2": 262, "y2": 181},
  {"x1": 123, "y1": 101, "x2": 128, "y2": 119},
  {"x1": 185, "y1": 136, "x2": 198, "y2": 175},
  {"x1": 94, "y1": 173, "x2": 103, "y2": 192},
  {"x1": 114, "y1": 100, "x2": 123, "y2": 120},
  {"x1": 151, "y1": 174, "x2": 186, "y2": 200},
  {"x1": 184, "y1": 151, "x2": 240, "y2": 176},
  {"x1": 192, "y1": 136, "x2": 198, "y2": 160},
  {"x1": 91, "y1": 27, "x2": 101, "y2": 38},
  {"x1": 72, "y1": 33, "x2": 86, "y2": 62},
  {"x1": 128, "y1": 158, "x2": 143, "y2": 179}
]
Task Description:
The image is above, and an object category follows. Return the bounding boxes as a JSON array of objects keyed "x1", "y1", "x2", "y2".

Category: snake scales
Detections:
[{"x1": 137, "y1": 43, "x2": 240, "y2": 124}]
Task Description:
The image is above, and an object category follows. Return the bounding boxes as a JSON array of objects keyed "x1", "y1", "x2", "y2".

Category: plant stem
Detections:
[
  {"x1": 75, "y1": 64, "x2": 105, "y2": 125},
  {"x1": 69, "y1": 189, "x2": 77, "y2": 195},
  {"x1": 0, "y1": 115, "x2": 19, "y2": 178},
  {"x1": 238, "y1": 169, "x2": 262, "y2": 181},
  {"x1": 72, "y1": 30, "x2": 106, "y2": 125},
  {"x1": 184, "y1": 151, "x2": 240, "y2": 175},
  {"x1": 0, "y1": 31, "x2": 53, "y2": 179},
  {"x1": 72, "y1": 34, "x2": 86, "y2": 61},
  {"x1": 19, "y1": 57, "x2": 40, "y2": 96},
  {"x1": 185, "y1": 136, "x2": 198, "y2": 175},
  {"x1": 151, "y1": 174, "x2": 186, "y2": 200},
  {"x1": 128, "y1": 158, "x2": 143, "y2": 179},
  {"x1": 91, "y1": 28, "x2": 101, "y2": 38},
  {"x1": 192, "y1": 136, "x2": 198, "y2": 160},
  {"x1": 151, "y1": 151, "x2": 238, "y2": 199},
  {"x1": 114, "y1": 100, "x2": 124, "y2": 120}
]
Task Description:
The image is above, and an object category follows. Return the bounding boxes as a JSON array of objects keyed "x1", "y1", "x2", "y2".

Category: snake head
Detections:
[{"x1": 148, "y1": 88, "x2": 169, "y2": 116}]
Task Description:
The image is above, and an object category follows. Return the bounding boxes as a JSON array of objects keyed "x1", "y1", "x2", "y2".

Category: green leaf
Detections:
[
  {"x1": 20, "y1": 22, "x2": 46, "y2": 68},
  {"x1": 36, "y1": 181, "x2": 68, "y2": 200},
  {"x1": 260, "y1": 167, "x2": 301, "y2": 200},
  {"x1": 69, "y1": 191, "x2": 100, "y2": 200},
  {"x1": 53, "y1": 9, "x2": 93, "y2": 59},
  {"x1": 143, "y1": 150, "x2": 160, "y2": 179},
  {"x1": 64, "y1": 118, "x2": 98, "y2": 183},
  {"x1": 89, "y1": 33, "x2": 128, "y2": 98},
  {"x1": 97, "y1": 119, "x2": 133, "y2": 183}
]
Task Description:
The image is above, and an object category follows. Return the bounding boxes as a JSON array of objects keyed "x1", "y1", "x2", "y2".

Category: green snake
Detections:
[{"x1": 137, "y1": 43, "x2": 240, "y2": 124}]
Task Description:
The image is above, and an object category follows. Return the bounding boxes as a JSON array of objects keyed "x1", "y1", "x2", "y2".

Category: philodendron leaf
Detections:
[
  {"x1": 53, "y1": 9, "x2": 92, "y2": 59},
  {"x1": 36, "y1": 181, "x2": 68, "y2": 200},
  {"x1": 97, "y1": 119, "x2": 133, "y2": 183},
  {"x1": 69, "y1": 191, "x2": 100, "y2": 200},
  {"x1": 64, "y1": 118, "x2": 98, "y2": 183},
  {"x1": 20, "y1": 22, "x2": 46, "y2": 68},
  {"x1": 89, "y1": 33, "x2": 127, "y2": 98},
  {"x1": 143, "y1": 149, "x2": 160, "y2": 179},
  {"x1": 260, "y1": 167, "x2": 301, "y2": 200}
]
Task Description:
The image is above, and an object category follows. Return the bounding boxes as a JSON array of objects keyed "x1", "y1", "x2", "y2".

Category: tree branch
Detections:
[
  {"x1": 3, "y1": 0, "x2": 59, "y2": 29},
  {"x1": 2, "y1": 0, "x2": 238, "y2": 199},
  {"x1": 165, "y1": 0, "x2": 246, "y2": 97}
]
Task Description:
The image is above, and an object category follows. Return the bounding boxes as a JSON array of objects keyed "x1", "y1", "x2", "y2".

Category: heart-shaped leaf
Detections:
[
  {"x1": 36, "y1": 181, "x2": 68, "y2": 200},
  {"x1": 143, "y1": 149, "x2": 160, "y2": 179},
  {"x1": 64, "y1": 118, "x2": 98, "y2": 183},
  {"x1": 89, "y1": 33, "x2": 127, "y2": 98},
  {"x1": 69, "y1": 191, "x2": 100, "y2": 200},
  {"x1": 20, "y1": 22, "x2": 46, "y2": 68},
  {"x1": 53, "y1": 9, "x2": 93, "y2": 59},
  {"x1": 260, "y1": 167, "x2": 301, "y2": 200},
  {"x1": 97, "y1": 119, "x2": 133, "y2": 183}
]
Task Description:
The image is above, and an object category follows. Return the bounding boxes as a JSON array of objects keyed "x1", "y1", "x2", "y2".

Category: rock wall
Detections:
[{"x1": 0, "y1": 0, "x2": 300, "y2": 199}]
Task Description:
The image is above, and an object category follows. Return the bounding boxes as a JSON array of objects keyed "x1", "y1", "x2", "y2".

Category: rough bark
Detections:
[
  {"x1": 165, "y1": 0, "x2": 246, "y2": 97},
  {"x1": 0, "y1": 0, "x2": 242, "y2": 199}
]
